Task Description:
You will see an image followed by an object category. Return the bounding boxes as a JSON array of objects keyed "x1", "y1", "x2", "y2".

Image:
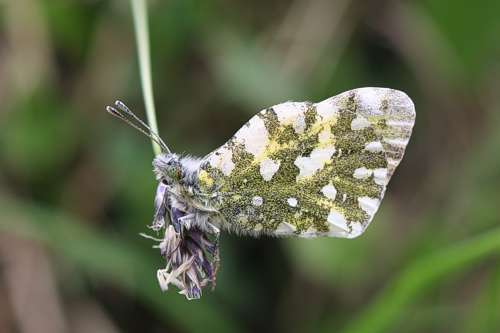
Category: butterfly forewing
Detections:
[{"x1": 197, "y1": 87, "x2": 415, "y2": 238}]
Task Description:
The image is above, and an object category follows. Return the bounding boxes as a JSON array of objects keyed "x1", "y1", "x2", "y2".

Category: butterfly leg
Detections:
[
  {"x1": 151, "y1": 182, "x2": 169, "y2": 231},
  {"x1": 170, "y1": 207, "x2": 196, "y2": 231},
  {"x1": 180, "y1": 214, "x2": 197, "y2": 229}
]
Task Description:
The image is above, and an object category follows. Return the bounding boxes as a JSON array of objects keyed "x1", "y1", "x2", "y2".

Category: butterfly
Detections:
[{"x1": 106, "y1": 87, "x2": 415, "y2": 300}]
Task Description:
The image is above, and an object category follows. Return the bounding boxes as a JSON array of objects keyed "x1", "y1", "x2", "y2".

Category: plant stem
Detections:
[{"x1": 130, "y1": 0, "x2": 161, "y2": 155}]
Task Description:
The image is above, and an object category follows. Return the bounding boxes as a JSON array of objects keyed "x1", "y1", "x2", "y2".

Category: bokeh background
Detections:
[{"x1": 1, "y1": 0, "x2": 499, "y2": 332}]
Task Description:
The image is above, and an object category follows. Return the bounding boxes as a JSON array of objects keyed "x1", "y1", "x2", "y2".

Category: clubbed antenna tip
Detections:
[{"x1": 105, "y1": 100, "x2": 171, "y2": 153}]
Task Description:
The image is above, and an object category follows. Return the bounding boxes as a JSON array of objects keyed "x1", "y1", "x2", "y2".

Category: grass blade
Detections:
[{"x1": 130, "y1": 0, "x2": 161, "y2": 155}]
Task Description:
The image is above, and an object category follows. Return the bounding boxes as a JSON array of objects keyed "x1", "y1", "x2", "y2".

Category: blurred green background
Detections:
[{"x1": 1, "y1": 0, "x2": 499, "y2": 332}]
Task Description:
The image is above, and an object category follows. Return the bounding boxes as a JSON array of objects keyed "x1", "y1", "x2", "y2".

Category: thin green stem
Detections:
[{"x1": 130, "y1": 0, "x2": 161, "y2": 155}]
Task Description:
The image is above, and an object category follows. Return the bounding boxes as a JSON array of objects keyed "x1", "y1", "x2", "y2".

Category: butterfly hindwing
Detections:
[{"x1": 196, "y1": 88, "x2": 415, "y2": 238}]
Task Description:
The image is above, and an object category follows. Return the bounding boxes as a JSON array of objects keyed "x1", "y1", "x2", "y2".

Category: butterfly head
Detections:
[{"x1": 153, "y1": 153, "x2": 184, "y2": 184}]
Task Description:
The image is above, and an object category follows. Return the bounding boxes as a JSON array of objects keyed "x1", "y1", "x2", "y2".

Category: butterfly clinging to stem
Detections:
[{"x1": 106, "y1": 87, "x2": 415, "y2": 300}]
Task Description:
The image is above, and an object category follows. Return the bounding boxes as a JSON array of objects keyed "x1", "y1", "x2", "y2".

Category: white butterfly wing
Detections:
[{"x1": 196, "y1": 88, "x2": 415, "y2": 238}]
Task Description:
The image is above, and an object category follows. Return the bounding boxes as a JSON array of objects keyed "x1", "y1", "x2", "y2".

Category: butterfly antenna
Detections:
[
  {"x1": 113, "y1": 100, "x2": 171, "y2": 153},
  {"x1": 113, "y1": 101, "x2": 167, "y2": 147},
  {"x1": 105, "y1": 101, "x2": 171, "y2": 153}
]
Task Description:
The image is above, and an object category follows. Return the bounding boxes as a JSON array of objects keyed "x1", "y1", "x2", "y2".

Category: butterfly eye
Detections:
[{"x1": 165, "y1": 162, "x2": 183, "y2": 181}]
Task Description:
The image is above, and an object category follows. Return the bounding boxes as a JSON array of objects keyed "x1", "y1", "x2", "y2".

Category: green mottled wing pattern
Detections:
[{"x1": 197, "y1": 88, "x2": 415, "y2": 238}]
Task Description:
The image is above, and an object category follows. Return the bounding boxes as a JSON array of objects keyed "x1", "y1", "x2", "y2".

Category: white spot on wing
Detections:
[
  {"x1": 294, "y1": 146, "x2": 336, "y2": 179},
  {"x1": 287, "y1": 197, "x2": 298, "y2": 207},
  {"x1": 353, "y1": 167, "x2": 372, "y2": 179},
  {"x1": 373, "y1": 168, "x2": 388, "y2": 185},
  {"x1": 365, "y1": 141, "x2": 384, "y2": 153},
  {"x1": 314, "y1": 98, "x2": 339, "y2": 121},
  {"x1": 318, "y1": 127, "x2": 333, "y2": 143},
  {"x1": 273, "y1": 102, "x2": 308, "y2": 134},
  {"x1": 321, "y1": 184, "x2": 337, "y2": 200},
  {"x1": 260, "y1": 158, "x2": 280, "y2": 181},
  {"x1": 348, "y1": 222, "x2": 364, "y2": 238},
  {"x1": 387, "y1": 158, "x2": 399, "y2": 167},
  {"x1": 353, "y1": 166, "x2": 387, "y2": 184},
  {"x1": 252, "y1": 196, "x2": 263, "y2": 207},
  {"x1": 234, "y1": 115, "x2": 268, "y2": 156},
  {"x1": 327, "y1": 210, "x2": 349, "y2": 233},
  {"x1": 356, "y1": 88, "x2": 383, "y2": 114},
  {"x1": 358, "y1": 196, "x2": 380, "y2": 216},
  {"x1": 209, "y1": 146, "x2": 235, "y2": 176},
  {"x1": 351, "y1": 115, "x2": 371, "y2": 130},
  {"x1": 294, "y1": 116, "x2": 306, "y2": 134}
]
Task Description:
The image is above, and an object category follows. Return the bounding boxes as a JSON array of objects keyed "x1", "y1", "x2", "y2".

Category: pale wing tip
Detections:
[
  {"x1": 318, "y1": 87, "x2": 416, "y2": 126},
  {"x1": 352, "y1": 87, "x2": 415, "y2": 117},
  {"x1": 385, "y1": 88, "x2": 416, "y2": 121}
]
